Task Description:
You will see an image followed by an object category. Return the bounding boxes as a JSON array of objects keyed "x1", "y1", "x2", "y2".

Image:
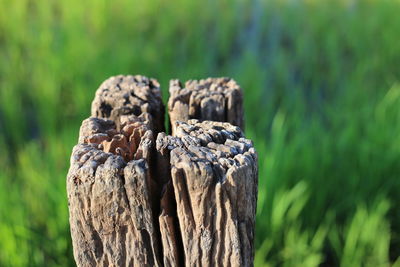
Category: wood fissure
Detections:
[
  {"x1": 156, "y1": 120, "x2": 257, "y2": 266},
  {"x1": 168, "y1": 77, "x2": 244, "y2": 135},
  {"x1": 67, "y1": 75, "x2": 257, "y2": 267}
]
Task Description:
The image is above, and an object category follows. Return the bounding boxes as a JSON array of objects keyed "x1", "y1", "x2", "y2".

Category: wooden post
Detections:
[
  {"x1": 67, "y1": 75, "x2": 258, "y2": 267},
  {"x1": 157, "y1": 120, "x2": 257, "y2": 266}
]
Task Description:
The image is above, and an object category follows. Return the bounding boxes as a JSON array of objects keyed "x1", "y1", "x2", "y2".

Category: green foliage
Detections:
[{"x1": 1, "y1": 0, "x2": 400, "y2": 266}]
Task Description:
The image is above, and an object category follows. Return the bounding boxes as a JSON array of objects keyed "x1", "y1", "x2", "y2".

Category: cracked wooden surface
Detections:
[
  {"x1": 168, "y1": 78, "x2": 244, "y2": 135},
  {"x1": 156, "y1": 120, "x2": 257, "y2": 267},
  {"x1": 91, "y1": 75, "x2": 165, "y2": 133},
  {"x1": 67, "y1": 75, "x2": 257, "y2": 267},
  {"x1": 67, "y1": 116, "x2": 162, "y2": 267}
]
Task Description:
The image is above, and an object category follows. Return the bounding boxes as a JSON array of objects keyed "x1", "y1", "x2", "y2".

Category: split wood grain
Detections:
[
  {"x1": 67, "y1": 117, "x2": 163, "y2": 267},
  {"x1": 168, "y1": 78, "x2": 244, "y2": 135},
  {"x1": 67, "y1": 75, "x2": 257, "y2": 267},
  {"x1": 68, "y1": 75, "x2": 165, "y2": 267},
  {"x1": 157, "y1": 120, "x2": 258, "y2": 267},
  {"x1": 91, "y1": 75, "x2": 165, "y2": 133}
]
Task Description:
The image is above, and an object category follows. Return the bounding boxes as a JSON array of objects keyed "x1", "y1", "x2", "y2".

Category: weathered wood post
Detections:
[{"x1": 67, "y1": 75, "x2": 258, "y2": 267}]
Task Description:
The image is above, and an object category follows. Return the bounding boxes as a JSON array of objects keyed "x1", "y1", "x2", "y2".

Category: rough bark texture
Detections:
[
  {"x1": 157, "y1": 120, "x2": 258, "y2": 267},
  {"x1": 91, "y1": 75, "x2": 165, "y2": 133},
  {"x1": 68, "y1": 75, "x2": 164, "y2": 266},
  {"x1": 67, "y1": 75, "x2": 257, "y2": 267},
  {"x1": 168, "y1": 77, "x2": 244, "y2": 135},
  {"x1": 67, "y1": 117, "x2": 163, "y2": 267}
]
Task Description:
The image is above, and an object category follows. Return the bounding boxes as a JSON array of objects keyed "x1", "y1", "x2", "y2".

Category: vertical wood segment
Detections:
[
  {"x1": 156, "y1": 120, "x2": 258, "y2": 267},
  {"x1": 67, "y1": 75, "x2": 257, "y2": 267},
  {"x1": 91, "y1": 75, "x2": 165, "y2": 133},
  {"x1": 67, "y1": 117, "x2": 163, "y2": 267},
  {"x1": 168, "y1": 78, "x2": 244, "y2": 135},
  {"x1": 68, "y1": 75, "x2": 164, "y2": 267}
]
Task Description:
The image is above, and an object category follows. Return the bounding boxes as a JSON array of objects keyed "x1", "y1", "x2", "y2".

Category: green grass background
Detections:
[{"x1": 1, "y1": 0, "x2": 400, "y2": 266}]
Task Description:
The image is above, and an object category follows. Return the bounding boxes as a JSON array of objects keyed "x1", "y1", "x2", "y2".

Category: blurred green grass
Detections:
[{"x1": 1, "y1": 0, "x2": 400, "y2": 266}]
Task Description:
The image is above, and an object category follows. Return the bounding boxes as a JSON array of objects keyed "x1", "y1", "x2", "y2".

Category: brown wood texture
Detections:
[
  {"x1": 91, "y1": 74, "x2": 165, "y2": 133},
  {"x1": 157, "y1": 120, "x2": 258, "y2": 266},
  {"x1": 67, "y1": 75, "x2": 257, "y2": 267},
  {"x1": 168, "y1": 78, "x2": 244, "y2": 135}
]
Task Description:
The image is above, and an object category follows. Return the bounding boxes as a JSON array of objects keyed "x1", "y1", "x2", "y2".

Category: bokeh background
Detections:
[{"x1": 1, "y1": 0, "x2": 400, "y2": 266}]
